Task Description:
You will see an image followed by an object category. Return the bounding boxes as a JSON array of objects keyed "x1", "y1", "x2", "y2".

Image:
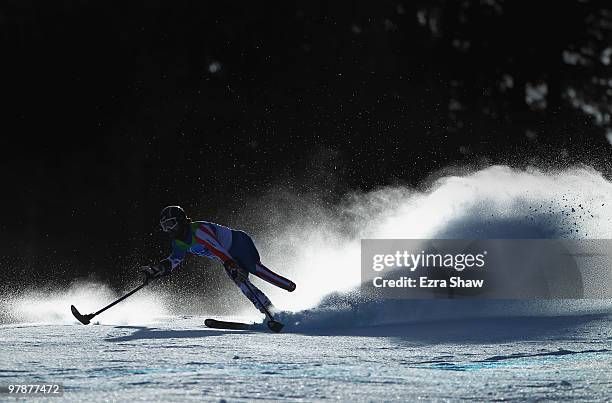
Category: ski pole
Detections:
[{"x1": 71, "y1": 281, "x2": 148, "y2": 325}]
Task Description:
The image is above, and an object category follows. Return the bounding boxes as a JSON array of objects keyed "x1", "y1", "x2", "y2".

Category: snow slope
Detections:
[
  {"x1": 1, "y1": 165, "x2": 611, "y2": 401},
  {"x1": 0, "y1": 314, "x2": 611, "y2": 401}
]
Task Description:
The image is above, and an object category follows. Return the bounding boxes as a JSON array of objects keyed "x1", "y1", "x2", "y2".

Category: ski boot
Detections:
[{"x1": 266, "y1": 319, "x2": 284, "y2": 333}]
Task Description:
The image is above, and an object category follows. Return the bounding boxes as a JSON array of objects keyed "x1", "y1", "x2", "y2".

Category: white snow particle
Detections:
[
  {"x1": 525, "y1": 82, "x2": 548, "y2": 109},
  {"x1": 601, "y1": 48, "x2": 612, "y2": 65},
  {"x1": 499, "y1": 74, "x2": 514, "y2": 91},
  {"x1": 208, "y1": 61, "x2": 222, "y2": 74}
]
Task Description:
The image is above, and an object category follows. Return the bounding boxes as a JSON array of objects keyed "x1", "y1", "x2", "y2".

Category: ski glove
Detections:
[
  {"x1": 224, "y1": 260, "x2": 248, "y2": 283},
  {"x1": 141, "y1": 263, "x2": 169, "y2": 283}
]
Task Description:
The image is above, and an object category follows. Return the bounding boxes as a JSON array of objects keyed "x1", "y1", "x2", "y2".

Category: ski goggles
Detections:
[{"x1": 160, "y1": 217, "x2": 178, "y2": 232}]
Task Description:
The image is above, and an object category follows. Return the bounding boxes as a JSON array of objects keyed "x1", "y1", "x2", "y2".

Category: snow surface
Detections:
[
  {"x1": 0, "y1": 313, "x2": 611, "y2": 401},
  {"x1": 2, "y1": 165, "x2": 612, "y2": 401}
]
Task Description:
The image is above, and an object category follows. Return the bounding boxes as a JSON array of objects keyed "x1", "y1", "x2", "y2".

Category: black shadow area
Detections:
[{"x1": 105, "y1": 325, "x2": 247, "y2": 342}]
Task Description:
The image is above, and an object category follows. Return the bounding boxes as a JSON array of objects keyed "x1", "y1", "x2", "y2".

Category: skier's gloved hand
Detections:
[
  {"x1": 224, "y1": 260, "x2": 248, "y2": 283},
  {"x1": 141, "y1": 263, "x2": 169, "y2": 283}
]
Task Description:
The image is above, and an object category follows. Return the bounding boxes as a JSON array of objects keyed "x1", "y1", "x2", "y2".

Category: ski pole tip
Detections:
[{"x1": 71, "y1": 304, "x2": 92, "y2": 325}]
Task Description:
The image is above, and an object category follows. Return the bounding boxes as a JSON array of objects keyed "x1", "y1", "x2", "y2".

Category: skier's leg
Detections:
[
  {"x1": 228, "y1": 230, "x2": 260, "y2": 274},
  {"x1": 228, "y1": 230, "x2": 296, "y2": 292},
  {"x1": 253, "y1": 262, "x2": 296, "y2": 292},
  {"x1": 224, "y1": 261, "x2": 285, "y2": 332},
  {"x1": 239, "y1": 279, "x2": 274, "y2": 314},
  {"x1": 225, "y1": 266, "x2": 273, "y2": 314}
]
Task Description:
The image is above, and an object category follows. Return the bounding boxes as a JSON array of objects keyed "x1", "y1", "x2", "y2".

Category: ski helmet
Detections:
[{"x1": 160, "y1": 205, "x2": 188, "y2": 233}]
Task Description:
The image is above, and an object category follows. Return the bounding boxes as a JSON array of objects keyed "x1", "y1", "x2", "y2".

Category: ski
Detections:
[
  {"x1": 204, "y1": 318, "x2": 256, "y2": 330},
  {"x1": 204, "y1": 318, "x2": 284, "y2": 333}
]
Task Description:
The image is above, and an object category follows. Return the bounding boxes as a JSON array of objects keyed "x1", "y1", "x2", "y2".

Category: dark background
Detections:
[{"x1": 1, "y1": 1, "x2": 611, "y2": 288}]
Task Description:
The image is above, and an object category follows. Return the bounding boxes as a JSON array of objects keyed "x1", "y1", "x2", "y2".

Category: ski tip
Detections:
[{"x1": 71, "y1": 305, "x2": 91, "y2": 325}]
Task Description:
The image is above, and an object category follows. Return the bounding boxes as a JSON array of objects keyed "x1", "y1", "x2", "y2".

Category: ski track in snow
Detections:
[{"x1": 2, "y1": 165, "x2": 612, "y2": 401}]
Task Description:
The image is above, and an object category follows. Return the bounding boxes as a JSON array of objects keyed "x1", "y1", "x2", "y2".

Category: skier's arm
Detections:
[{"x1": 158, "y1": 241, "x2": 188, "y2": 273}]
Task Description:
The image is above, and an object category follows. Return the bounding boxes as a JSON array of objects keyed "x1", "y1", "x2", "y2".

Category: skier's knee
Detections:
[{"x1": 225, "y1": 266, "x2": 248, "y2": 283}]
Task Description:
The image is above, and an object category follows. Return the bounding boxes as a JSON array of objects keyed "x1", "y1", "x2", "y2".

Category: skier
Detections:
[{"x1": 141, "y1": 206, "x2": 295, "y2": 332}]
